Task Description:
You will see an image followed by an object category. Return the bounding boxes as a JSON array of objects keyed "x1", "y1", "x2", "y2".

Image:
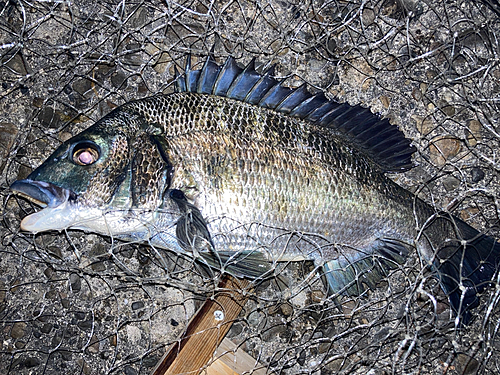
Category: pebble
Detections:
[
  {"x1": 124, "y1": 365, "x2": 138, "y2": 375},
  {"x1": 76, "y1": 358, "x2": 91, "y2": 374},
  {"x1": 412, "y1": 115, "x2": 433, "y2": 135},
  {"x1": 131, "y1": 7, "x2": 147, "y2": 28},
  {"x1": 23, "y1": 357, "x2": 41, "y2": 368},
  {"x1": 15, "y1": 341, "x2": 26, "y2": 349},
  {"x1": 0, "y1": 281, "x2": 5, "y2": 303},
  {"x1": 78, "y1": 319, "x2": 93, "y2": 330},
  {"x1": 11, "y1": 322, "x2": 27, "y2": 339},
  {"x1": 227, "y1": 322, "x2": 243, "y2": 337},
  {"x1": 438, "y1": 99, "x2": 455, "y2": 117},
  {"x1": 429, "y1": 136, "x2": 461, "y2": 166},
  {"x1": 111, "y1": 71, "x2": 128, "y2": 88},
  {"x1": 58, "y1": 349, "x2": 72, "y2": 361},
  {"x1": 0, "y1": 122, "x2": 18, "y2": 170},
  {"x1": 280, "y1": 302, "x2": 293, "y2": 316},
  {"x1": 132, "y1": 301, "x2": 144, "y2": 310},
  {"x1": 88, "y1": 335, "x2": 100, "y2": 354},
  {"x1": 470, "y1": 166, "x2": 485, "y2": 183},
  {"x1": 38, "y1": 107, "x2": 63, "y2": 129},
  {"x1": 324, "y1": 357, "x2": 347, "y2": 372},
  {"x1": 455, "y1": 353, "x2": 479, "y2": 374},
  {"x1": 70, "y1": 273, "x2": 82, "y2": 293},
  {"x1": 325, "y1": 36, "x2": 337, "y2": 57},
  {"x1": 467, "y1": 120, "x2": 482, "y2": 146},
  {"x1": 72, "y1": 77, "x2": 93, "y2": 98},
  {"x1": 143, "y1": 354, "x2": 160, "y2": 367},
  {"x1": 379, "y1": 95, "x2": 391, "y2": 108},
  {"x1": 412, "y1": 87, "x2": 422, "y2": 101},
  {"x1": 61, "y1": 297, "x2": 70, "y2": 309},
  {"x1": 3, "y1": 52, "x2": 28, "y2": 75},
  {"x1": 441, "y1": 175, "x2": 460, "y2": 191},
  {"x1": 41, "y1": 323, "x2": 53, "y2": 334},
  {"x1": 44, "y1": 267, "x2": 55, "y2": 280}
]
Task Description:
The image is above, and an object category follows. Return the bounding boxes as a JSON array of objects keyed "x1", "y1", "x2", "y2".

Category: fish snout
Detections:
[{"x1": 10, "y1": 179, "x2": 76, "y2": 208}]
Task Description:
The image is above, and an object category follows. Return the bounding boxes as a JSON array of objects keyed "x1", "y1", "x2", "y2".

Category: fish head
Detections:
[{"x1": 10, "y1": 113, "x2": 177, "y2": 236}]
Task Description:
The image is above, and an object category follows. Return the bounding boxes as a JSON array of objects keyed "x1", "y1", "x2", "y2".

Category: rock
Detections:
[
  {"x1": 111, "y1": 71, "x2": 128, "y2": 88},
  {"x1": 70, "y1": 273, "x2": 82, "y2": 293},
  {"x1": 470, "y1": 166, "x2": 485, "y2": 183},
  {"x1": 41, "y1": 323, "x2": 53, "y2": 334},
  {"x1": 24, "y1": 356, "x2": 41, "y2": 368},
  {"x1": 441, "y1": 175, "x2": 460, "y2": 191},
  {"x1": 38, "y1": 107, "x2": 62, "y2": 129},
  {"x1": 412, "y1": 87, "x2": 422, "y2": 101},
  {"x1": 0, "y1": 122, "x2": 18, "y2": 170},
  {"x1": 72, "y1": 78, "x2": 93, "y2": 98},
  {"x1": 412, "y1": 115, "x2": 433, "y2": 135},
  {"x1": 11, "y1": 322, "x2": 27, "y2": 339},
  {"x1": 429, "y1": 136, "x2": 461, "y2": 166},
  {"x1": 455, "y1": 353, "x2": 479, "y2": 375},
  {"x1": 438, "y1": 99, "x2": 455, "y2": 117},
  {"x1": 132, "y1": 301, "x2": 144, "y2": 310},
  {"x1": 124, "y1": 365, "x2": 137, "y2": 375},
  {"x1": 379, "y1": 95, "x2": 391, "y2": 108},
  {"x1": 467, "y1": 119, "x2": 482, "y2": 146},
  {"x1": 3, "y1": 52, "x2": 28, "y2": 75}
]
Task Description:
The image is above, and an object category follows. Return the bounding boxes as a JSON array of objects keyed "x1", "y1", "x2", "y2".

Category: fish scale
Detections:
[{"x1": 10, "y1": 56, "x2": 500, "y2": 324}]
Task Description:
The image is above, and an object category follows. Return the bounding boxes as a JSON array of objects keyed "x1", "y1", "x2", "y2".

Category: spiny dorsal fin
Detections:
[{"x1": 175, "y1": 55, "x2": 415, "y2": 172}]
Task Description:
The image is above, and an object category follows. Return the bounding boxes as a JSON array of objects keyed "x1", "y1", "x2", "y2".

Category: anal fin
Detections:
[{"x1": 322, "y1": 239, "x2": 410, "y2": 296}]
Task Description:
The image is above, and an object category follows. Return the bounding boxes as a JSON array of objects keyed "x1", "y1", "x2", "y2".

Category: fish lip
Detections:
[{"x1": 10, "y1": 179, "x2": 77, "y2": 208}]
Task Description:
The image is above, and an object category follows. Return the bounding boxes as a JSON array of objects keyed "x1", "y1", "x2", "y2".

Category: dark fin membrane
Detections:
[
  {"x1": 169, "y1": 189, "x2": 215, "y2": 253},
  {"x1": 169, "y1": 188, "x2": 272, "y2": 279},
  {"x1": 175, "y1": 55, "x2": 416, "y2": 172},
  {"x1": 433, "y1": 217, "x2": 500, "y2": 325},
  {"x1": 322, "y1": 239, "x2": 409, "y2": 296},
  {"x1": 199, "y1": 250, "x2": 273, "y2": 279}
]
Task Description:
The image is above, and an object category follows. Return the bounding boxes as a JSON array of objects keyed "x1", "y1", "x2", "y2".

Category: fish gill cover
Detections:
[{"x1": 1, "y1": 0, "x2": 500, "y2": 374}]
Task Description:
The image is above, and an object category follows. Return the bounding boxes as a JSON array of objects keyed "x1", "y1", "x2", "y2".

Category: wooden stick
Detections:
[{"x1": 151, "y1": 276, "x2": 251, "y2": 375}]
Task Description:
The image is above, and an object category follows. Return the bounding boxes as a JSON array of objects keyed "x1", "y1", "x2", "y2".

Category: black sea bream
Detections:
[{"x1": 10, "y1": 56, "x2": 500, "y2": 323}]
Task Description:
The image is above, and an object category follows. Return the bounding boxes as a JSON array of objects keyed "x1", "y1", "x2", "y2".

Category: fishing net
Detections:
[{"x1": 1, "y1": 0, "x2": 500, "y2": 373}]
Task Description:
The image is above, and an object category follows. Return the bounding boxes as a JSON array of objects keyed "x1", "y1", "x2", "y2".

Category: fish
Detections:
[{"x1": 10, "y1": 55, "x2": 500, "y2": 324}]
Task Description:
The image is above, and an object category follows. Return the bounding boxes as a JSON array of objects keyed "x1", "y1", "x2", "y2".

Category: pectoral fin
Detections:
[
  {"x1": 168, "y1": 189, "x2": 272, "y2": 279},
  {"x1": 199, "y1": 250, "x2": 272, "y2": 279}
]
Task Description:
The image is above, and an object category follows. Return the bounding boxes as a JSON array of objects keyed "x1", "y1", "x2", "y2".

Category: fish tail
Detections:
[{"x1": 434, "y1": 218, "x2": 500, "y2": 324}]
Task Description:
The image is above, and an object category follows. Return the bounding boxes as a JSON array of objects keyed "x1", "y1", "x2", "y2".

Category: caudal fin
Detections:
[{"x1": 434, "y1": 218, "x2": 500, "y2": 324}]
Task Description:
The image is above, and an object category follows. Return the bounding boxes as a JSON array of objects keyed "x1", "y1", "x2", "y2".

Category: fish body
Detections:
[{"x1": 11, "y1": 56, "x2": 500, "y2": 323}]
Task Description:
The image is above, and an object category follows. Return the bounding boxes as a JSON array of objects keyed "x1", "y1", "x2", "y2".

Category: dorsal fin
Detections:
[{"x1": 175, "y1": 56, "x2": 415, "y2": 172}]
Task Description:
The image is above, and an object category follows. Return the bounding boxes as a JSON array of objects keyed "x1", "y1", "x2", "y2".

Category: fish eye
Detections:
[{"x1": 71, "y1": 141, "x2": 100, "y2": 166}]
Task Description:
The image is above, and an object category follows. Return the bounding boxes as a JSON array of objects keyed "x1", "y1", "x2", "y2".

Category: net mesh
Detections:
[{"x1": 1, "y1": 0, "x2": 500, "y2": 374}]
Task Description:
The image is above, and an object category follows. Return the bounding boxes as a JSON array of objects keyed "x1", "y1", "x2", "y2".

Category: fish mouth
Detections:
[
  {"x1": 10, "y1": 179, "x2": 76, "y2": 208},
  {"x1": 10, "y1": 180, "x2": 78, "y2": 232}
]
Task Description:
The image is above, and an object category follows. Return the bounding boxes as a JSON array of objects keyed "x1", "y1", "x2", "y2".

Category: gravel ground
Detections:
[{"x1": 1, "y1": 0, "x2": 500, "y2": 374}]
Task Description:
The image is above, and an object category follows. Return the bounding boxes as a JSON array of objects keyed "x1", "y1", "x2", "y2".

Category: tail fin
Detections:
[
  {"x1": 322, "y1": 239, "x2": 409, "y2": 296},
  {"x1": 434, "y1": 218, "x2": 500, "y2": 324}
]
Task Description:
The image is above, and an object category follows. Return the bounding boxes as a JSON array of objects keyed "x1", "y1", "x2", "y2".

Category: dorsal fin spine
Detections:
[{"x1": 175, "y1": 55, "x2": 415, "y2": 172}]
